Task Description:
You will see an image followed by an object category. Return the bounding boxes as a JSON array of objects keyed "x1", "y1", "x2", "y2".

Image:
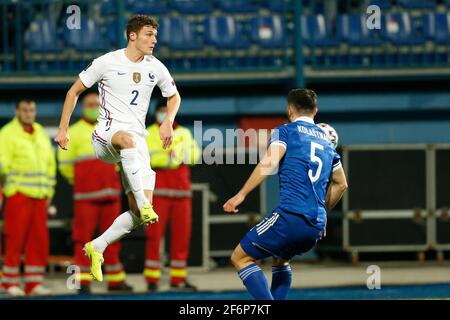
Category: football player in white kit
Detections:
[{"x1": 55, "y1": 15, "x2": 181, "y2": 282}]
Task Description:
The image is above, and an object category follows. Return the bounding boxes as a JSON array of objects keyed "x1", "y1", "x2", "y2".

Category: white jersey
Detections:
[{"x1": 79, "y1": 48, "x2": 177, "y2": 136}]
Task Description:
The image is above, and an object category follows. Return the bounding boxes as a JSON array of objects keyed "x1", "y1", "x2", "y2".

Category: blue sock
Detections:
[
  {"x1": 271, "y1": 264, "x2": 292, "y2": 300},
  {"x1": 238, "y1": 263, "x2": 274, "y2": 300}
]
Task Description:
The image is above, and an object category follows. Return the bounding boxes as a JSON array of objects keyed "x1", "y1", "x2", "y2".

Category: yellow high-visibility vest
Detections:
[
  {"x1": 57, "y1": 119, "x2": 98, "y2": 184},
  {"x1": 146, "y1": 124, "x2": 201, "y2": 169},
  {"x1": 57, "y1": 119, "x2": 121, "y2": 201},
  {"x1": 0, "y1": 117, "x2": 56, "y2": 199}
]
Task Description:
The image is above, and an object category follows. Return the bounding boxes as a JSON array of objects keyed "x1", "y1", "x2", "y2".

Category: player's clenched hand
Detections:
[
  {"x1": 223, "y1": 193, "x2": 246, "y2": 214},
  {"x1": 159, "y1": 120, "x2": 173, "y2": 149},
  {"x1": 55, "y1": 128, "x2": 70, "y2": 150}
]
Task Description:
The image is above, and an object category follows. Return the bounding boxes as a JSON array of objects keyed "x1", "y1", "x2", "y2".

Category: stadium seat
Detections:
[
  {"x1": 337, "y1": 14, "x2": 384, "y2": 45},
  {"x1": 367, "y1": 0, "x2": 391, "y2": 10},
  {"x1": 99, "y1": 0, "x2": 116, "y2": 16},
  {"x1": 24, "y1": 18, "x2": 63, "y2": 53},
  {"x1": 172, "y1": 0, "x2": 213, "y2": 14},
  {"x1": 383, "y1": 13, "x2": 425, "y2": 45},
  {"x1": 250, "y1": 16, "x2": 286, "y2": 48},
  {"x1": 204, "y1": 16, "x2": 250, "y2": 49},
  {"x1": 158, "y1": 17, "x2": 202, "y2": 50},
  {"x1": 129, "y1": 0, "x2": 169, "y2": 15},
  {"x1": 368, "y1": 0, "x2": 392, "y2": 10},
  {"x1": 64, "y1": 18, "x2": 110, "y2": 51},
  {"x1": 301, "y1": 15, "x2": 338, "y2": 46},
  {"x1": 398, "y1": 0, "x2": 436, "y2": 9},
  {"x1": 215, "y1": 0, "x2": 258, "y2": 13},
  {"x1": 423, "y1": 13, "x2": 450, "y2": 44},
  {"x1": 107, "y1": 21, "x2": 126, "y2": 47},
  {"x1": 262, "y1": 0, "x2": 292, "y2": 12}
]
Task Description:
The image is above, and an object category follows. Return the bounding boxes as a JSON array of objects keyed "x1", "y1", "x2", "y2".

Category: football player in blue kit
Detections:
[{"x1": 223, "y1": 89, "x2": 348, "y2": 300}]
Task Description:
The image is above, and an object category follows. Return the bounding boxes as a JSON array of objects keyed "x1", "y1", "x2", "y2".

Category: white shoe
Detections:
[
  {"x1": 28, "y1": 285, "x2": 52, "y2": 296},
  {"x1": 6, "y1": 286, "x2": 25, "y2": 297}
]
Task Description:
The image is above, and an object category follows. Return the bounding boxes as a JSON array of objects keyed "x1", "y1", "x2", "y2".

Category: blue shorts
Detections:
[{"x1": 240, "y1": 208, "x2": 324, "y2": 260}]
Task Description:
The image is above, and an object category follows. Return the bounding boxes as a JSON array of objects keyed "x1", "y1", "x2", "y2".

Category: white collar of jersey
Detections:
[
  {"x1": 294, "y1": 116, "x2": 315, "y2": 124},
  {"x1": 121, "y1": 48, "x2": 153, "y2": 64}
]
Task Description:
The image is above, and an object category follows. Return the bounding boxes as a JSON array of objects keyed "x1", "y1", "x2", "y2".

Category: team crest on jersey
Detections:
[{"x1": 133, "y1": 72, "x2": 141, "y2": 83}]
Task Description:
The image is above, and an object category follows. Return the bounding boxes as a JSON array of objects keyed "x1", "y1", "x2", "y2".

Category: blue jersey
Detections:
[{"x1": 270, "y1": 117, "x2": 341, "y2": 229}]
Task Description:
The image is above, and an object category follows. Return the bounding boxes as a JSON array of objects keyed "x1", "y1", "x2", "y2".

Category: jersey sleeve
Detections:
[
  {"x1": 269, "y1": 125, "x2": 288, "y2": 150},
  {"x1": 156, "y1": 62, "x2": 177, "y2": 97},
  {"x1": 78, "y1": 56, "x2": 106, "y2": 88},
  {"x1": 332, "y1": 150, "x2": 342, "y2": 172}
]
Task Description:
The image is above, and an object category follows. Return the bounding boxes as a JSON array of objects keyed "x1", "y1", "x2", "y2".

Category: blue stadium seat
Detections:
[
  {"x1": 172, "y1": 0, "x2": 212, "y2": 14},
  {"x1": 398, "y1": 0, "x2": 436, "y2": 9},
  {"x1": 301, "y1": 15, "x2": 338, "y2": 46},
  {"x1": 205, "y1": 16, "x2": 250, "y2": 49},
  {"x1": 262, "y1": 0, "x2": 292, "y2": 12},
  {"x1": 337, "y1": 14, "x2": 384, "y2": 45},
  {"x1": 383, "y1": 13, "x2": 425, "y2": 45},
  {"x1": 368, "y1": 0, "x2": 392, "y2": 10},
  {"x1": 250, "y1": 16, "x2": 286, "y2": 48},
  {"x1": 215, "y1": 0, "x2": 258, "y2": 13},
  {"x1": 129, "y1": 0, "x2": 169, "y2": 15},
  {"x1": 99, "y1": 0, "x2": 116, "y2": 16},
  {"x1": 423, "y1": 13, "x2": 450, "y2": 44},
  {"x1": 24, "y1": 18, "x2": 63, "y2": 53},
  {"x1": 158, "y1": 17, "x2": 202, "y2": 50},
  {"x1": 65, "y1": 18, "x2": 110, "y2": 51},
  {"x1": 106, "y1": 21, "x2": 126, "y2": 46}
]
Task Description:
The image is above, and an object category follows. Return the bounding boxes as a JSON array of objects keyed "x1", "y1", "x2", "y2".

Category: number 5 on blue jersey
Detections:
[{"x1": 308, "y1": 142, "x2": 324, "y2": 182}]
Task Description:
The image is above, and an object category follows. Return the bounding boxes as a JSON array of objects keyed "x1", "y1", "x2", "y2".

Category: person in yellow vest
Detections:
[
  {"x1": 0, "y1": 99, "x2": 56, "y2": 297},
  {"x1": 144, "y1": 102, "x2": 201, "y2": 291},
  {"x1": 58, "y1": 92, "x2": 133, "y2": 294}
]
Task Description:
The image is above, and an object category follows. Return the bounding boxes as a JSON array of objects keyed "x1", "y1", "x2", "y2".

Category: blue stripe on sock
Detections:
[
  {"x1": 239, "y1": 265, "x2": 260, "y2": 280},
  {"x1": 241, "y1": 269, "x2": 260, "y2": 282},
  {"x1": 238, "y1": 263, "x2": 274, "y2": 300},
  {"x1": 240, "y1": 266, "x2": 259, "y2": 278}
]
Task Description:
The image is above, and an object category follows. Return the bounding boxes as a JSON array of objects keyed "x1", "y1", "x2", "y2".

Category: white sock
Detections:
[
  {"x1": 91, "y1": 211, "x2": 141, "y2": 253},
  {"x1": 120, "y1": 148, "x2": 149, "y2": 210}
]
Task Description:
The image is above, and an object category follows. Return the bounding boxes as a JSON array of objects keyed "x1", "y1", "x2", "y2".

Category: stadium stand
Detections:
[{"x1": 2, "y1": 0, "x2": 450, "y2": 78}]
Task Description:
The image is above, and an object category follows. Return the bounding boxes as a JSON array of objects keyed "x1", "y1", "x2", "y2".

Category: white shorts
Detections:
[{"x1": 91, "y1": 125, "x2": 155, "y2": 193}]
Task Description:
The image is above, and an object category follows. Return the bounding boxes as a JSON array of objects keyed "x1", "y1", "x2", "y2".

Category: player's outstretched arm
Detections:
[
  {"x1": 325, "y1": 166, "x2": 348, "y2": 212},
  {"x1": 223, "y1": 144, "x2": 286, "y2": 213},
  {"x1": 55, "y1": 79, "x2": 87, "y2": 150},
  {"x1": 160, "y1": 91, "x2": 181, "y2": 149}
]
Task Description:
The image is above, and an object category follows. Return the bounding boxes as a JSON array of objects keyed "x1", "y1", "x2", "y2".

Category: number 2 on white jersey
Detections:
[
  {"x1": 308, "y1": 142, "x2": 324, "y2": 183},
  {"x1": 130, "y1": 90, "x2": 139, "y2": 106}
]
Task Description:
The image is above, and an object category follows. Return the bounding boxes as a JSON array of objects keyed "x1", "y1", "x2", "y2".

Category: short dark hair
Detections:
[
  {"x1": 16, "y1": 98, "x2": 35, "y2": 109},
  {"x1": 126, "y1": 15, "x2": 159, "y2": 41},
  {"x1": 287, "y1": 89, "x2": 317, "y2": 112}
]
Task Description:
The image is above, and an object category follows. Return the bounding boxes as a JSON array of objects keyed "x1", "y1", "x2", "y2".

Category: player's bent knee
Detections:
[
  {"x1": 230, "y1": 249, "x2": 242, "y2": 268},
  {"x1": 230, "y1": 245, "x2": 254, "y2": 270},
  {"x1": 112, "y1": 131, "x2": 136, "y2": 150},
  {"x1": 120, "y1": 134, "x2": 136, "y2": 149},
  {"x1": 230, "y1": 252, "x2": 238, "y2": 268}
]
